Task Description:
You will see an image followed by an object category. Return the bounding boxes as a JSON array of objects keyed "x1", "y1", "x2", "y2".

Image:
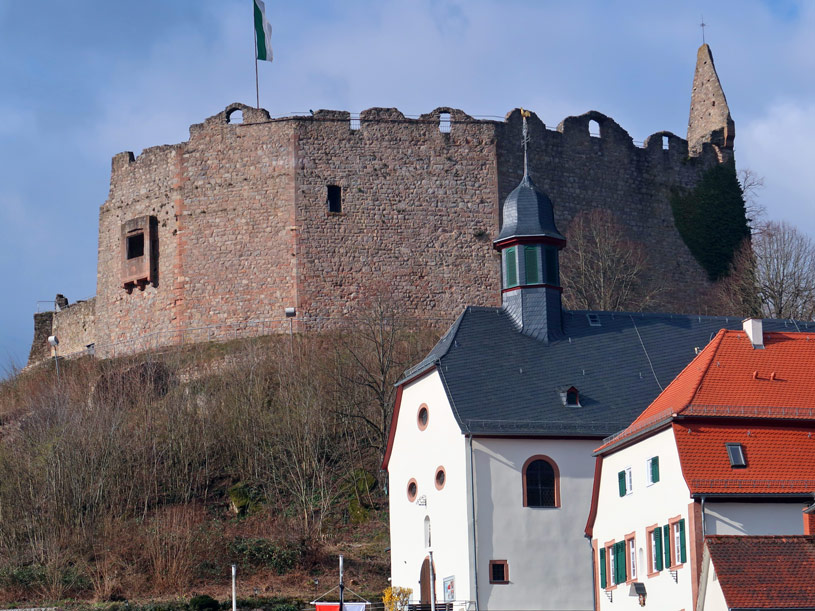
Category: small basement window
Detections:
[
  {"x1": 726, "y1": 443, "x2": 746, "y2": 468},
  {"x1": 126, "y1": 232, "x2": 145, "y2": 259},
  {"x1": 489, "y1": 560, "x2": 508, "y2": 584},
  {"x1": 327, "y1": 185, "x2": 342, "y2": 213}
]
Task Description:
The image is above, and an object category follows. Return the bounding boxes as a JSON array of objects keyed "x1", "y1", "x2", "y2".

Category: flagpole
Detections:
[{"x1": 253, "y1": 24, "x2": 260, "y2": 109}]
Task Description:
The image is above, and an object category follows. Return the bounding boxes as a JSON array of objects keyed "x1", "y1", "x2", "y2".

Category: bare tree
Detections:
[
  {"x1": 738, "y1": 168, "x2": 766, "y2": 232},
  {"x1": 560, "y1": 209, "x2": 660, "y2": 311},
  {"x1": 753, "y1": 221, "x2": 815, "y2": 320},
  {"x1": 331, "y1": 293, "x2": 438, "y2": 463},
  {"x1": 712, "y1": 239, "x2": 763, "y2": 318}
]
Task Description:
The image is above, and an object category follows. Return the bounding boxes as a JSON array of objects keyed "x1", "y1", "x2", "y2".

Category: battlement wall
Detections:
[{"x1": 33, "y1": 102, "x2": 728, "y2": 362}]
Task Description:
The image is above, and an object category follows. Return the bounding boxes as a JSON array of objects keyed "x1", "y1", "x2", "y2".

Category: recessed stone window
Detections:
[
  {"x1": 435, "y1": 466, "x2": 446, "y2": 490},
  {"x1": 327, "y1": 185, "x2": 342, "y2": 214},
  {"x1": 121, "y1": 215, "x2": 157, "y2": 292},
  {"x1": 407, "y1": 478, "x2": 418, "y2": 502},
  {"x1": 417, "y1": 404, "x2": 429, "y2": 430}
]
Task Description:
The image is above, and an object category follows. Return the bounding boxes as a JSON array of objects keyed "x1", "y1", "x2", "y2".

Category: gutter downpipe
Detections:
[
  {"x1": 468, "y1": 434, "x2": 480, "y2": 611},
  {"x1": 587, "y1": 536, "x2": 597, "y2": 611},
  {"x1": 701, "y1": 496, "x2": 707, "y2": 536}
]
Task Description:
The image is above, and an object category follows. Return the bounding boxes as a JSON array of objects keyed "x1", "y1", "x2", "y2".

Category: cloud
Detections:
[{"x1": 738, "y1": 100, "x2": 815, "y2": 236}]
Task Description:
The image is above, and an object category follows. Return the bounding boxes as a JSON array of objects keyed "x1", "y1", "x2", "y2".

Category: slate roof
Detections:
[
  {"x1": 493, "y1": 174, "x2": 566, "y2": 246},
  {"x1": 399, "y1": 307, "x2": 812, "y2": 438},
  {"x1": 674, "y1": 422, "x2": 815, "y2": 495},
  {"x1": 705, "y1": 535, "x2": 815, "y2": 609}
]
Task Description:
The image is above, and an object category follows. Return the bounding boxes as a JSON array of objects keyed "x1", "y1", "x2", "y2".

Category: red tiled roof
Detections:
[
  {"x1": 705, "y1": 535, "x2": 815, "y2": 608},
  {"x1": 597, "y1": 330, "x2": 815, "y2": 452},
  {"x1": 674, "y1": 421, "x2": 815, "y2": 494}
]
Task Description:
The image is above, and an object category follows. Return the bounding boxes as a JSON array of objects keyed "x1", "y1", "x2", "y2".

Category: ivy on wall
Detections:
[{"x1": 670, "y1": 163, "x2": 751, "y2": 281}]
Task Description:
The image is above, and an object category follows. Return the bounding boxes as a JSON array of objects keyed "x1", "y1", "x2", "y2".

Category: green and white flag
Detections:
[{"x1": 254, "y1": 0, "x2": 273, "y2": 62}]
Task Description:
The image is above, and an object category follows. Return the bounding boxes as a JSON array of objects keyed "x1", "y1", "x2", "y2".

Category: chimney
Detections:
[{"x1": 742, "y1": 318, "x2": 764, "y2": 349}]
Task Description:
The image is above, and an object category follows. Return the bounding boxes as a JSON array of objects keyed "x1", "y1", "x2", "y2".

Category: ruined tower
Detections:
[{"x1": 687, "y1": 43, "x2": 735, "y2": 161}]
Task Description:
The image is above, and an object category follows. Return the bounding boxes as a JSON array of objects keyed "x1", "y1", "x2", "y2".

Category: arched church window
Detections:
[{"x1": 522, "y1": 455, "x2": 560, "y2": 508}]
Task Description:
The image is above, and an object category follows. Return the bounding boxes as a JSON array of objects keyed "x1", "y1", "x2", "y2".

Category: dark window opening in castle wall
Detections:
[
  {"x1": 327, "y1": 185, "x2": 342, "y2": 213},
  {"x1": 439, "y1": 112, "x2": 451, "y2": 133},
  {"x1": 126, "y1": 233, "x2": 144, "y2": 260}
]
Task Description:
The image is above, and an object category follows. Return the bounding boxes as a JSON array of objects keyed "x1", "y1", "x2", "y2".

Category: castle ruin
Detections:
[{"x1": 29, "y1": 44, "x2": 737, "y2": 365}]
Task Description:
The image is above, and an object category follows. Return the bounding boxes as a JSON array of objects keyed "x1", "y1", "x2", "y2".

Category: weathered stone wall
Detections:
[
  {"x1": 52, "y1": 298, "x2": 96, "y2": 357},
  {"x1": 28, "y1": 312, "x2": 54, "y2": 365},
  {"x1": 94, "y1": 104, "x2": 297, "y2": 357},
  {"x1": 33, "y1": 101, "x2": 733, "y2": 362},
  {"x1": 295, "y1": 107, "x2": 500, "y2": 324}
]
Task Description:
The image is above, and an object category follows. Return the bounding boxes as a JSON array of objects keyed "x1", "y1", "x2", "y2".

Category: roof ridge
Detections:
[{"x1": 680, "y1": 328, "x2": 727, "y2": 414}]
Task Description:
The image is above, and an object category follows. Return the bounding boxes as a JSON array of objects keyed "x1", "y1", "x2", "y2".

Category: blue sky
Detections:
[{"x1": 1, "y1": 0, "x2": 813, "y2": 370}]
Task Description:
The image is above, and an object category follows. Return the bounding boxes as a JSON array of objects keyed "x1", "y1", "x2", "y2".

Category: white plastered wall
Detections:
[
  {"x1": 591, "y1": 428, "x2": 695, "y2": 611},
  {"x1": 388, "y1": 370, "x2": 473, "y2": 606},
  {"x1": 472, "y1": 436, "x2": 597, "y2": 611},
  {"x1": 696, "y1": 552, "x2": 728, "y2": 611},
  {"x1": 704, "y1": 502, "x2": 805, "y2": 535}
]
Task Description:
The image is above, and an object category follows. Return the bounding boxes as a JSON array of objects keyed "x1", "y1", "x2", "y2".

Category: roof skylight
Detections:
[{"x1": 725, "y1": 443, "x2": 746, "y2": 468}]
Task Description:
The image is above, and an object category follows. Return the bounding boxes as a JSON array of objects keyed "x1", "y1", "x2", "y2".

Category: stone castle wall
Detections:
[
  {"x1": 52, "y1": 298, "x2": 96, "y2": 357},
  {"x1": 30, "y1": 101, "x2": 728, "y2": 363}
]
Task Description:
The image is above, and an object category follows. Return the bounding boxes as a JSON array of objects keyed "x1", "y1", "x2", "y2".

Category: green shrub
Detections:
[
  {"x1": 228, "y1": 538, "x2": 300, "y2": 574},
  {"x1": 190, "y1": 594, "x2": 220, "y2": 611},
  {"x1": 670, "y1": 163, "x2": 750, "y2": 281}
]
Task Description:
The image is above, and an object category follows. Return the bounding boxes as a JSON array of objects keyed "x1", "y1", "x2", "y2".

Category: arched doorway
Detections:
[{"x1": 419, "y1": 556, "x2": 434, "y2": 604}]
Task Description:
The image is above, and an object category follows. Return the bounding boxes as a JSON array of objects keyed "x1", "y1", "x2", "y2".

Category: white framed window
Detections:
[
  {"x1": 617, "y1": 467, "x2": 633, "y2": 496},
  {"x1": 646, "y1": 456, "x2": 660, "y2": 485},
  {"x1": 628, "y1": 537, "x2": 637, "y2": 580},
  {"x1": 674, "y1": 522, "x2": 682, "y2": 565}
]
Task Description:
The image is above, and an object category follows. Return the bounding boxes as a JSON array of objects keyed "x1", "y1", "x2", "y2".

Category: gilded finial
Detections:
[{"x1": 520, "y1": 108, "x2": 531, "y2": 177}]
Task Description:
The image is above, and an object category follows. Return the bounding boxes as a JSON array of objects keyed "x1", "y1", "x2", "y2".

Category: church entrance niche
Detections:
[{"x1": 419, "y1": 556, "x2": 434, "y2": 604}]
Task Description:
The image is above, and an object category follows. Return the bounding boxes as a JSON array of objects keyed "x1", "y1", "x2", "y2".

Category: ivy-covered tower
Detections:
[{"x1": 493, "y1": 110, "x2": 566, "y2": 342}]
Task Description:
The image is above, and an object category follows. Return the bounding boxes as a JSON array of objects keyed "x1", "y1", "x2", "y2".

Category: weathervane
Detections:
[
  {"x1": 520, "y1": 108, "x2": 531, "y2": 176},
  {"x1": 700, "y1": 15, "x2": 707, "y2": 45}
]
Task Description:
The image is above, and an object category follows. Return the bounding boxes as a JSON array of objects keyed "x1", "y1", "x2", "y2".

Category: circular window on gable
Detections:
[
  {"x1": 435, "y1": 466, "x2": 446, "y2": 490},
  {"x1": 407, "y1": 478, "x2": 418, "y2": 502},
  {"x1": 417, "y1": 404, "x2": 429, "y2": 430}
]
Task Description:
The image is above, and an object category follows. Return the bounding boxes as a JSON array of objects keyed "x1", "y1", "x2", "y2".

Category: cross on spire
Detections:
[
  {"x1": 700, "y1": 15, "x2": 707, "y2": 44},
  {"x1": 520, "y1": 108, "x2": 531, "y2": 177}
]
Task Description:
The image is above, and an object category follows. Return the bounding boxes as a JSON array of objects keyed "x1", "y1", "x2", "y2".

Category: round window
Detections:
[
  {"x1": 407, "y1": 479, "x2": 418, "y2": 502},
  {"x1": 417, "y1": 404, "x2": 429, "y2": 430},
  {"x1": 435, "y1": 466, "x2": 446, "y2": 490}
]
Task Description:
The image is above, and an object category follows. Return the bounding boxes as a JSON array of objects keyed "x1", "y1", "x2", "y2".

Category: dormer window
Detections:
[
  {"x1": 726, "y1": 443, "x2": 746, "y2": 468},
  {"x1": 559, "y1": 386, "x2": 580, "y2": 407}
]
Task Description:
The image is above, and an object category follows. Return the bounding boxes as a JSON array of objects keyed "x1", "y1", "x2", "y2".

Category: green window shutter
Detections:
[
  {"x1": 618, "y1": 470, "x2": 626, "y2": 497},
  {"x1": 651, "y1": 456, "x2": 660, "y2": 483},
  {"x1": 663, "y1": 524, "x2": 671, "y2": 568},
  {"x1": 654, "y1": 529, "x2": 663, "y2": 571},
  {"x1": 506, "y1": 247, "x2": 517, "y2": 287},
  {"x1": 616, "y1": 541, "x2": 626, "y2": 583},
  {"x1": 599, "y1": 548, "x2": 607, "y2": 588},
  {"x1": 524, "y1": 246, "x2": 540, "y2": 284},
  {"x1": 679, "y1": 519, "x2": 687, "y2": 563}
]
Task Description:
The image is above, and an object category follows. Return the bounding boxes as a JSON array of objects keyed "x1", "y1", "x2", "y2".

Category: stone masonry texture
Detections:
[{"x1": 29, "y1": 74, "x2": 736, "y2": 364}]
